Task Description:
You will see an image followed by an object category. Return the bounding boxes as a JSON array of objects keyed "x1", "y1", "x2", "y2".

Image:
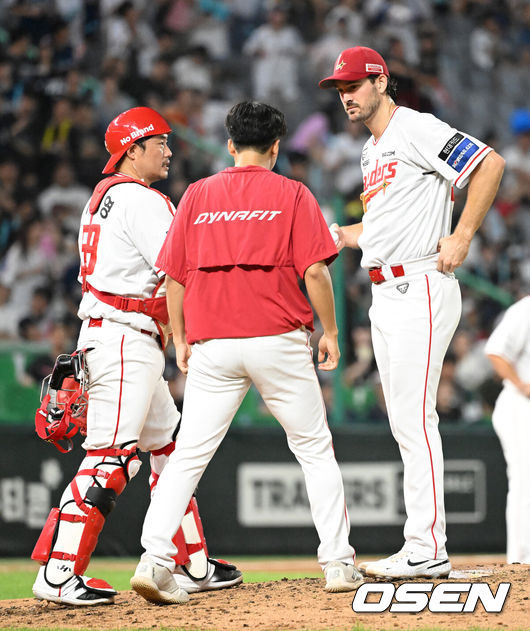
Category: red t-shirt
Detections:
[{"x1": 156, "y1": 165, "x2": 337, "y2": 343}]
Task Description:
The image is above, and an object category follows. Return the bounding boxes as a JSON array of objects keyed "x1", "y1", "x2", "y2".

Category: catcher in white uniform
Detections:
[
  {"x1": 320, "y1": 47, "x2": 505, "y2": 578},
  {"x1": 485, "y1": 296, "x2": 530, "y2": 564},
  {"x1": 31, "y1": 107, "x2": 241, "y2": 605}
]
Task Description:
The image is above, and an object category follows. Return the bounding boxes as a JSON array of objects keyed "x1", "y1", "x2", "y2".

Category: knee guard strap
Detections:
[{"x1": 72, "y1": 453, "x2": 138, "y2": 574}]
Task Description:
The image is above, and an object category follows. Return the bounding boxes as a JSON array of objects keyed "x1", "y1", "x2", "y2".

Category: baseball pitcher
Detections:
[{"x1": 320, "y1": 47, "x2": 505, "y2": 579}]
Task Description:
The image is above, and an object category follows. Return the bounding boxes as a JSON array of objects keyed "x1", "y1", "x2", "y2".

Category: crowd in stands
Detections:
[{"x1": 0, "y1": 0, "x2": 528, "y2": 424}]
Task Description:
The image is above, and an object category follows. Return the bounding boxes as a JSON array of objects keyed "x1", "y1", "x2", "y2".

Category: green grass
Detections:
[{"x1": 0, "y1": 557, "x2": 321, "y2": 600}]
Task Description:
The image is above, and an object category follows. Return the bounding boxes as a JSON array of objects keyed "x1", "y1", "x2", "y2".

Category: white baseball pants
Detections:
[
  {"x1": 77, "y1": 319, "x2": 179, "y2": 451},
  {"x1": 140, "y1": 328, "x2": 355, "y2": 570},
  {"x1": 492, "y1": 387, "x2": 530, "y2": 564},
  {"x1": 369, "y1": 269, "x2": 461, "y2": 560}
]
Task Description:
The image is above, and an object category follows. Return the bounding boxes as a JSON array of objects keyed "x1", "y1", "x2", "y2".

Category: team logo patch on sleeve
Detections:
[
  {"x1": 446, "y1": 138, "x2": 479, "y2": 173},
  {"x1": 438, "y1": 133, "x2": 464, "y2": 161}
]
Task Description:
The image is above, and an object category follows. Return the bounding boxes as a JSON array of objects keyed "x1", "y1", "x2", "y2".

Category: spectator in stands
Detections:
[
  {"x1": 502, "y1": 109, "x2": 530, "y2": 205},
  {"x1": 0, "y1": 155, "x2": 23, "y2": 257},
  {"x1": 172, "y1": 45, "x2": 212, "y2": 93},
  {"x1": 243, "y1": 5, "x2": 304, "y2": 105},
  {"x1": 104, "y1": 1, "x2": 159, "y2": 77},
  {"x1": 69, "y1": 101, "x2": 106, "y2": 187},
  {"x1": 40, "y1": 97, "x2": 74, "y2": 161},
  {"x1": 23, "y1": 320, "x2": 73, "y2": 386},
  {"x1": 2, "y1": 92, "x2": 42, "y2": 163},
  {"x1": 97, "y1": 73, "x2": 135, "y2": 128},
  {"x1": 0, "y1": 218, "x2": 52, "y2": 311},
  {"x1": 0, "y1": 283, "x2": 20, "y2": 340},
  {"x1": 50, "y1": 19, "x2": 75, "y2": 74},
  {"x1": 17, "y1": 286, "x2": 55, "y2": 344},
  {"x1": 227, "y1": 0, "x2": 263, "y2": 53},
  {"x1": 322, "y1": 120, "x2": 368, "y2": 198},
  {"x1": 311, "y1": 9, "x2": 361, "y2": 89},
  {"x1": 37, "y1": 161, "x2": 90, "y2": 235}
]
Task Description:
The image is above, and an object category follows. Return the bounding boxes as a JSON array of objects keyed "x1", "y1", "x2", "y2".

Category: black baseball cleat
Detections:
[{"x1": 173, "y1": 558, "x2": 243, "y2": 593}]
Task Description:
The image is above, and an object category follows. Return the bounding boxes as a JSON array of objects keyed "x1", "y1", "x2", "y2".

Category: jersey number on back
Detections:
[{"x1": 80, "y1": 224, "x2": 101, "y2": 277}]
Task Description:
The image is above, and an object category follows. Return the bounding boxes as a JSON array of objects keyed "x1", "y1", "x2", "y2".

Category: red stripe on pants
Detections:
[
  {"x1": 111, "y1": 336, "x2": 125, "y2": 446},
  {"x1": 422, "y1": 275, "x2": 438, "y2": 558}
]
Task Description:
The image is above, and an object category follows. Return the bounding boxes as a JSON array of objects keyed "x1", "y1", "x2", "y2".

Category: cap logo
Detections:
[
  {"x1": 119, "y1": 123, "x2": 155, "y2": 146},
  {"x1": 366, "y1": 63, "x2": 383, "y2": 73},
  {"x1": 335, "y1": 59, "x2": 346, "y2": 70}
]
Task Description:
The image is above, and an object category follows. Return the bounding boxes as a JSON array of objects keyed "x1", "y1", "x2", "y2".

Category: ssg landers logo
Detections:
[
  {"x1": 361, "y1": 159, "x2": 398, "y2": 210},
  {"x1": 352, "y1": 582, "x2": 511, "y2": 613}
]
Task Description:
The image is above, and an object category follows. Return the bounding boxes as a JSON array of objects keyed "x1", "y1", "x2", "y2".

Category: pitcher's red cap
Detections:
[{"x1": 319, "y1": 46, "x2": 389, "y2": 89}]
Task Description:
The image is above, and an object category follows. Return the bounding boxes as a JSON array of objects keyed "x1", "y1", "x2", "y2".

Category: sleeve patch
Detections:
[
  {"x1": 446, "y1": 138, "x2": 479, "y2": 173},
  {"x1": 438, "y1": 133, "x2": 464, "y2": 161}
]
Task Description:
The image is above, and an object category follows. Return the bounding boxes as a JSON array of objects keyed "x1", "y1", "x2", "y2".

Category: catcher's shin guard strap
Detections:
[{"x1": 31, "y1": 509, "x2": 88, "y2": 564}]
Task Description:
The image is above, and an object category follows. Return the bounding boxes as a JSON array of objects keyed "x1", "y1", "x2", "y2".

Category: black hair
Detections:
[
  {"x1": 134, "y1": 135, "x2": 151, "y2": 148},
  {"x1": 368, "y1": 75, "x2": 398, "y2": 101},
  {"x1": 114, "y1": 134, "x2": 153, "y2": 170},
  {"x1": 225, "y1": 101, "x2": 287, "y2": 153}
]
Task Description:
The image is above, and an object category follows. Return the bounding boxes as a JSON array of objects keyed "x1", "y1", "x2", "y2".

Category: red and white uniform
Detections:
[
  {"x1": 359, "y1": 107, "x2": 491, "y2": 560},
  {"x1": 77, "y1": 175, "x2": 178, "y2": 451},
  {"x1": 485, "y1": 296, "x2": 530, "y2": 564},
  {"x1": 40, "y1": 175, "x2": 182, "y2": 588},
  {"x1": 140, "y1": 165, "x2": 355, "y2": 570}
]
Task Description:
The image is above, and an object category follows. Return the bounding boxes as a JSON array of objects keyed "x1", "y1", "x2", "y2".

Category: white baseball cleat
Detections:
[
  {"x1": 359, "y1": 549, "x2": 451, "y2": 579},
  {"x1": 324, "y1": 561, "x2": 364, "y2": 593},
  {"x1": 173, "y1": 558, "x2": 242, "y2": 593},
  {"x1": 32, "y1": 566, "x2": 116, "y2": 605},
  {"x1": 130, "y1": 559, "x2": 189, "y2": 604}
]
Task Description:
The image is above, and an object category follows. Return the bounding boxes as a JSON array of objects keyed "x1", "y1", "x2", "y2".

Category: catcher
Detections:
[{"x1": 30, "y1": 107, "x2": 242, "y2": 606}]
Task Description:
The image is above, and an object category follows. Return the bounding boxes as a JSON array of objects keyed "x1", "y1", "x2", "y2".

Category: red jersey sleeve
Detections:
[
  {"x1": 155, "y1": 191, "x2": 189, "y2": 285},
  {"x1": 291, "y1": 184, "x2": 338, "y2": 278}
]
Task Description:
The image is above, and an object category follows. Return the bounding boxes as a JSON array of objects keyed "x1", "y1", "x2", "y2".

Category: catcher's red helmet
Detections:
[{"x1": 102, "y1": 106, "x2": 171, "y2": 175}]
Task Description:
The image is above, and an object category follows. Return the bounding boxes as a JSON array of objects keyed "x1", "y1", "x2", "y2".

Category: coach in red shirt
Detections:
[{"x1": 132, "y1": 101, "x2": 363, "y2": 599}]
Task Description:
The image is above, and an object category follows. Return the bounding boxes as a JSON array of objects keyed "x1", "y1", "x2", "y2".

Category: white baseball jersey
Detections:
[
  {"x1": 358, "y1": 106, "x2": 492, "y2": 268},
  {"x1": 485, "y1": 297, "x2": 530, "y2": 391},
  {"x1": 485, "y1": 296, "x2": 530, "y2": 563},
  {"x1": 77, "y1": 178, "x2": 175, "y2": 334},
  {"x1": 355, "y1": 105, "x2": 496, "y2": 561}
]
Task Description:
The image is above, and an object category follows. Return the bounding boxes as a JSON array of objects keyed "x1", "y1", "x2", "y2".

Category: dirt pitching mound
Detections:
[{"x1": 1, "y1": 558, "x2": 528, "y2": 630}]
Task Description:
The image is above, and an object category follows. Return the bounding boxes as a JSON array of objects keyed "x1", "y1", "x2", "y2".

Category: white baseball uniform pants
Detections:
[
  {"x1": 140, "y1": 328, "x2": 355, "y2": 570},
  {"x1": 77, "y1": 319, "x2": 179, "y2": 451},
  {"x1": 369, "y1": 268, "x2": 461, "y2": 560},
  {"x1": 44, "y1": 319, "x2": 180, "y2": 584},
  {"x1": 492, "y1": 387, "x2": 530, "y2": 564}
]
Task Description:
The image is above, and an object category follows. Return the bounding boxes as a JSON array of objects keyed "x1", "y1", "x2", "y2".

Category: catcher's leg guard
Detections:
[
  {"x1": 32, "y1": 445, "x2": 140, "y2": 586},
  {"x1": 150, "y1": 444, "x2": 208, "y2": 579}
]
